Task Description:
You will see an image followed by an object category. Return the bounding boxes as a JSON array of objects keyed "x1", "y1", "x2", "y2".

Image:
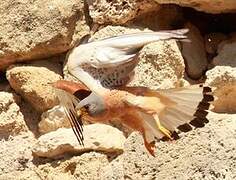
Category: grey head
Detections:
[{"x1": 74, "y1": 90, "x2": 106, "y2": 117}]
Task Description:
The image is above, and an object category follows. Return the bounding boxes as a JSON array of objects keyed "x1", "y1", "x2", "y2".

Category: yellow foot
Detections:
[{"x1": 153, "y1": 114, "x2": 173, "y2": 140}]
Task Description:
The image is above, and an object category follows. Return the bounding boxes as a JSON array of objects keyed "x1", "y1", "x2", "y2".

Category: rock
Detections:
[
  {"x1": 6, "y1": 59, "x2": 62, "y2": 112},
  {"x1": 0, "y1": 170, "x2": 42, "y2": 180},
  {"x1": 154, "y1": 0, "x2": 236, "y2": 14},
  {"x1": 181, "y1": 23, "x2": 208, "y2": 79},
  {"x1": 130, "y1": 39, "x2": 185, "y2": 89},
  {"x1": 204, "y1": 33, "x2": 227, "y2": 55},
  {"x1": 38, "y1": 105, "x2": 71, "y2": 134},
  {"x1": 65, "y1": 26, "x2": 185, "y2": 89},
  {"x1": 100, "y1": 113, "x2": 236, "y2": 179},
  {"x1": 0, "y1": 134, "x2": 36, "y2": 174},
  {"x1": 37, "y1": 152, "x2": 109, "y2": 180},
  {"x1": 205, "y1": 66, "x2": 236, "y2": 113},
  {"x1": 87, "y1": 0, "x2": 159, "y2": 24},
  {"x1": 128, "y1": 4, "x2": 184, "y2": 30},
  {"x1": 213, "y1": 34, "x2": 236, "y2": 67},
  {"x1": 0, "y1": 0, "x2": 89, "y2": 70},
  {"x1": 32, "y1": 124, "x2": 126, "y2": 158},
  {"x1": 0, "y1": 92, "x2": 28, "y2": 137}
]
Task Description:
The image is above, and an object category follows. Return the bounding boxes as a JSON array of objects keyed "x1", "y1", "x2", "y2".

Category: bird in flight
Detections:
[{"x1": 53, "y1": 29, "x2": 215, "y2": 156}]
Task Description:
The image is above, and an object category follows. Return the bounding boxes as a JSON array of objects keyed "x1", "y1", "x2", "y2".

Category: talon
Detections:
[
  {"x1": 153, "y1": 114, "x2": 173, "y2": 140},
  {"x1": 144, "y1": 140, "x2": 156, "y2": 157}
]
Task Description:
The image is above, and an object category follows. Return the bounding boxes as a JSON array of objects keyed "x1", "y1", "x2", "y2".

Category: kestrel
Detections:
[{"x1": 53, "y1": 29, "x2": 215, "y2": 156}]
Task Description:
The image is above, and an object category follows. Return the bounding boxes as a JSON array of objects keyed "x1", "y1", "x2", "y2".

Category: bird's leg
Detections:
[
  {"x1": 153, "y1": 114, "x2": 173, "y2": 140},
  {"x1": 142, "y1": 132, "x2": 156, "y2": 157}
]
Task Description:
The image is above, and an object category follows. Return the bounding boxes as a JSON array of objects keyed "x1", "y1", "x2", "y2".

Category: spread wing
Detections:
[{"x1": 54, "y1": 89, "x2": 84, "y2": 145}]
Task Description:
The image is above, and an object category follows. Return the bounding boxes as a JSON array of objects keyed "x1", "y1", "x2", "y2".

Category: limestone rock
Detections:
[
  {"x1": 205, "y1": 66, "x2": 236, "y2": 113},
  {"x1": 213, "y1": 34, "x2": 236, "y2": 67},
  {"x1": 0, "y1": 92, "x2": 28, "y2": 137},
  {"x1": 154, "y1": 0, "x2": 236, "y2": 14},
  {"x1": 37, "y1": 152, "x2": 109, "y2": 180},
  {"x1": 32, "y1": 124, "x2": 126, "y2": 158},
  {"x1": 128, "y1": 5, "x2": 184, "y2": 30},
  {"x1": 181, "y1": 23, "x2": 208, "y2": 79},
  {"x1": 100, "y1": 113, "x2": 236, "y2": 179},
  {"x1": 39, "y1": 105, "x2": 71, "y2": 134},
  {"x1": 0, "y1": 0, "x2": 89, "y2": 69},
  {"x1": 87, "y1": 0, "x2": 159, "y2": 24},
  {"x1": 6, "y1": 59, "x2": 62, "y2": 112}
]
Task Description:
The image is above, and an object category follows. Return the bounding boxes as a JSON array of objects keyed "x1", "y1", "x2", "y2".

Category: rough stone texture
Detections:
[
  {"x1": 0, "y1": 92, "x2": 28, "y2": 137},
  {"x1": 0, "y1": 0, "x2": 89, "y2": 70},
  {"x1": 205, "y1": 66, "x2": 236, "y2": 113},
  {"x1": 128, "y1": 5, "x2": 184, "y2": 31},
  {"x1": 33, "y1": 124, "x2": 126, "y2": 158},
  {"x1": 87, "y1": 0, "x2": 159, "y2": 24},
  {"x1": 0, "y1": 134, "x2": 36, "y2": 175},
  {"x1": 154, "y1": 0, "x2": 236, "y2": 14},
  {"x1": 68, "y1": 25, "x2": 185, "y2": 90},
  {"x1": 204, "y1": 32, "x2": 227, "y2": 55},
  {"x1": 39, "y1": 105, "x2": 71, "y2": 134},
  {"x1": 181, "y1": 23, "x2": 208, "y2": 79},
  {"x1": 36, "y1": 152, "x2": 109, "y2": 180},
  {"x1": 213, "y1": 34, "x2": 236, "y2": 67},
  {"x1": 100, "y1": 113, "x2": 236, "y2": 180},
  {"x1": 6, "y1": 59, "x2": 62, "y2": 112}
]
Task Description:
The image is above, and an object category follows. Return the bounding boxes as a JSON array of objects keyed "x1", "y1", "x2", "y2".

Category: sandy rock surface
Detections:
[
  {"x1": 205, "y1": 66, "x2": 236, "y2": 113},
  {"x1": 6, "y1": 59, "x2": 62, "y2": 112},
  {"x1": 0, "y1": 92, "x2": 28, "y2": 137},
  {"x1": 0, "y1": 0, "x2": 89, "y2": 70},
  {"x1": 101, "y1": 113, "x2": 236, "y2": 180},
  {"x1": 33, "y1": 124, "x2": 126, "y2": 158},
  {"x1": 87, "y1": 0, "x2": 159, "y2": 24},
  {"x1": 39, "y1": 105, "x2": 71, "y2": 134},
  {"x1": 154, "y1": 0, "x2": 236, "y2": 14}
]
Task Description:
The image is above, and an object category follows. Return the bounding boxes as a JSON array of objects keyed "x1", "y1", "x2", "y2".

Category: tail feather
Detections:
[{"x1": 159, "y1": 85, "x2": 215, "y2": 133}]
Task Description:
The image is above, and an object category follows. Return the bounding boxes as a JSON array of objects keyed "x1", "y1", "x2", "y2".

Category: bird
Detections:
[{"x1": 52, "y1": 29, "x2": 215, "y2": 156}]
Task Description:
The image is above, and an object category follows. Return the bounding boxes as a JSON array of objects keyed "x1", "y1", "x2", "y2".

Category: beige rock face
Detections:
[
  {"x1": 0, "y1": 92, "x2": 28, "y2": 137},
  {"x1": 39, "y1": 105, "x2": 71, "y2": 134},
  {"x1": 205, "y1": 66, "x2": 236, "y2": 113},
  {"x1": 101, "y1": 113, "x2": 236, "y2": 179},
  {"x1": 37, "y1": 152, "x2": 109, "y2": 180},
  {"x1": 87, "y1": 0, "x2": 159, "y2": 24},
  {"x1": 6, "y1": 59, "x2": 62, "y2": 112},
  {"x1": 0, "y1": 0, "x2": 89, "y2": 70},
  {"x1": 213, "y1": 34, "x2": 236, "y2": 67},
  {"x1": 154, "y1": 0, "x2": 236, "y2": 14},
  {"x1": 181, "y1": 23, "x2": 208, "y2": 79},
  {"x1": 33, "y1": 124, "x2": 126, "y2": 158},
  {"x1": 131, "y1": 40, "x2": 185, "y2": 89}
]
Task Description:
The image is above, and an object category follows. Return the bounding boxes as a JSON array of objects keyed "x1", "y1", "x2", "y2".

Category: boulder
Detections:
[
  {"x1": 154, "y1": 0, "x2": 236, "y2": 14},
  {"x1": 6, "y1": 59, "x2": 62, "y2": 112},
  {"x1": 205, "y1": 66, "x2": 236, "y2": 113},
  {"x1": 0, "y1": 0, "x2": 89, "y2": 69},
  {"x1": 87, "y1": 0, "x2": 159, "y2": 24},
  {"x1": 32, "y1": 124, "x2": 126, "y2": 158},
  {"x1": 0, "y1": 92, "x2": 28, "y2": 137},
  {"x1": 39, "y1": 105, "x2": 71, "y2": 134},
  {"x1": 101, "y1": 113, "x2": 236, "y2": 179}
]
